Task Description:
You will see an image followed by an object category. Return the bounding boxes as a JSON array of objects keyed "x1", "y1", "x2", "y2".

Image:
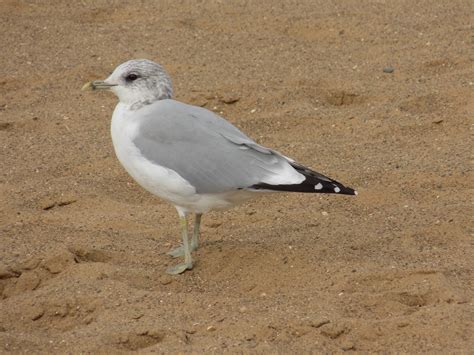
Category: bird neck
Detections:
[{"x1": 123, "y1": 81, "x2": 173, "y2": 110}]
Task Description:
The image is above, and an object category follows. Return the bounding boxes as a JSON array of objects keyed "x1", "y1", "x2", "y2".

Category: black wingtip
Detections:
[
  {"x1": 250, "y1": 180, "x2": 357, "y2": 195},
  {"x1": 250, "y1": 162, "x2": 357, "y2": 196},
  {"x1": 334, "y1": 184, "x2": 357, "y2": 195},
  {"x1": 336, "y1": 186, "x2": 358, "y2": 196}
]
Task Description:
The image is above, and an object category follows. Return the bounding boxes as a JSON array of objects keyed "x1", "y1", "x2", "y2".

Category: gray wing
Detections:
[{"x1": 132, "y1": 99, "x2": 299, "y2": 194}]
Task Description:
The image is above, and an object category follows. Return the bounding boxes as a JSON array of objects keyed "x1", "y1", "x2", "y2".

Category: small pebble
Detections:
[
  {"x1": 219, "y1": 94, "x2": 240, "y2": 104},
  {"x1": 159, "y1": 275, "x2": 173, "y2": 285},
  {"x1": 341, "y1": 340, "x2": 355, "y2": 350},
  {"x1": 383, "y1": 66, "x2": 395, "y2": 73}
]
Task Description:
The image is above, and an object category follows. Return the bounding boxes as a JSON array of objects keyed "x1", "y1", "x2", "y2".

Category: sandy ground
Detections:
[{"x1": 0, "y1": 0, "x2": 473, "y2": 353}]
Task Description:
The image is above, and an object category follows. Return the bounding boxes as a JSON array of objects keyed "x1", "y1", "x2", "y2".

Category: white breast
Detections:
[{"x1": 110, "y1": 104, "x2": 196, "y2": 200}]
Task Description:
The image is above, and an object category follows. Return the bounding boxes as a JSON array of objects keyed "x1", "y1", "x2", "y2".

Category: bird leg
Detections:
[
  {"x1": 191, "y1": 213, "x2": 202, "y2": 250},
  {"x1": 166, "y1": 211, "x2": 193, "y2": 274},
  {"x1": 167, "y1": 213, "x2": 202, "y2": 258}
]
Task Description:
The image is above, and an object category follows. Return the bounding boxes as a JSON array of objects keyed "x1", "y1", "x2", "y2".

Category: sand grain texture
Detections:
[{"x1": 0, "y1": 0, "x2": 472, "y2": 352}]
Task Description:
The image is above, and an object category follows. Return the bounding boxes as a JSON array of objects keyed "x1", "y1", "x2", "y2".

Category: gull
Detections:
[{"x1": 83, "y1": 59, "x2": 356, "y2": 274}]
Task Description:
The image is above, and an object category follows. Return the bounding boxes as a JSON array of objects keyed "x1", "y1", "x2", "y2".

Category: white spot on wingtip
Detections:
[
  {"x1": 334, "y1": 186, "x2": 341, "y2": 193},
  {"x1": 315, "y1": 183, "x2": 323, "y2": 190},
  {"x1": 354, "y1": 190, "x2": 358, "y2": 195}
]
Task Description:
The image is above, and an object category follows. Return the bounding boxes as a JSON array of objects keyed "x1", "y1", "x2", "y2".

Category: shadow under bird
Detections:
[{"x1": 83, "y1": 59, "x2": 357, "y2": 274}]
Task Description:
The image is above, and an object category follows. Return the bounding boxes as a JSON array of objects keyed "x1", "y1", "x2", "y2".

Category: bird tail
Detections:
[{"x1": 250, "y1": 162, "x2": 357, "y2": 195}]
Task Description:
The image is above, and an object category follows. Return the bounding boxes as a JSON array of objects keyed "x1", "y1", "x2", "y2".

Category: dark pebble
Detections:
[{"x1": 383, "y1": 67, "x2": 395, "y2": 73}]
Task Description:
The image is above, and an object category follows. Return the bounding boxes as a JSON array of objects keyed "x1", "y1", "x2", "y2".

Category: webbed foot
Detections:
[{"x1": 166, "y1": 262, "x2": 193, "y2": 275}]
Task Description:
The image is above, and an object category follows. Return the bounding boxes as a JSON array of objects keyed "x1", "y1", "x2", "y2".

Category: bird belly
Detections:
[{"x1": 174, "y1": 189, "x2": 260, "y2": 213}]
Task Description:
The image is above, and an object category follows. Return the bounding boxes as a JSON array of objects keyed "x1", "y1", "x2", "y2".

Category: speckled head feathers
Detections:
[{"x1": 105, "y1": 59, "x2": 173, "y2": 108}]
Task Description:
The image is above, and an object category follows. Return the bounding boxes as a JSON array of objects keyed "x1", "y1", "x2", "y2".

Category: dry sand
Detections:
[{"x1": 0, "y1": 0, "x2": 472, "y2": 352}]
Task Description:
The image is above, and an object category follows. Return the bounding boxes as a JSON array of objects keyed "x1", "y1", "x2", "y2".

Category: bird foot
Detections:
[
  {"x1": 166, "y1": 244, "x2": 197, "y2": 258},
  {"x1": 166, "y1": 262, "x2": 193, "y2": 275}
]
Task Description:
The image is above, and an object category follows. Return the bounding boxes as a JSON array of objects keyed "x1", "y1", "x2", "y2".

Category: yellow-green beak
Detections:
[{"x1": 81, "y1": 80, "x2": 117, "y2": 91}]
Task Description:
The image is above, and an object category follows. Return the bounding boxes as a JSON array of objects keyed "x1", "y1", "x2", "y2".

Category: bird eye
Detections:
[{"x1": 126, "y1": 73, "x2": 139, "y2": 81}]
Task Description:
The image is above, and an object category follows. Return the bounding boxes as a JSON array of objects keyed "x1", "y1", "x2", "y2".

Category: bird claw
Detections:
[{"x1": 166, "y1": 262, "x2": 193, "y2": 275}]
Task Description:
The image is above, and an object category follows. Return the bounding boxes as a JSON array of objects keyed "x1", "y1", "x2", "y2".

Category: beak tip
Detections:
[{"x1": 81, "y1": 82, "x2": 94, "y2": 91}]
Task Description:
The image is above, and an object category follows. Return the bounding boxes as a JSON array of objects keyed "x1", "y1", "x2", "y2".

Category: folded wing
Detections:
[{"x1": 132, "y1": 100, "x2": 355, "y2": 195}]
